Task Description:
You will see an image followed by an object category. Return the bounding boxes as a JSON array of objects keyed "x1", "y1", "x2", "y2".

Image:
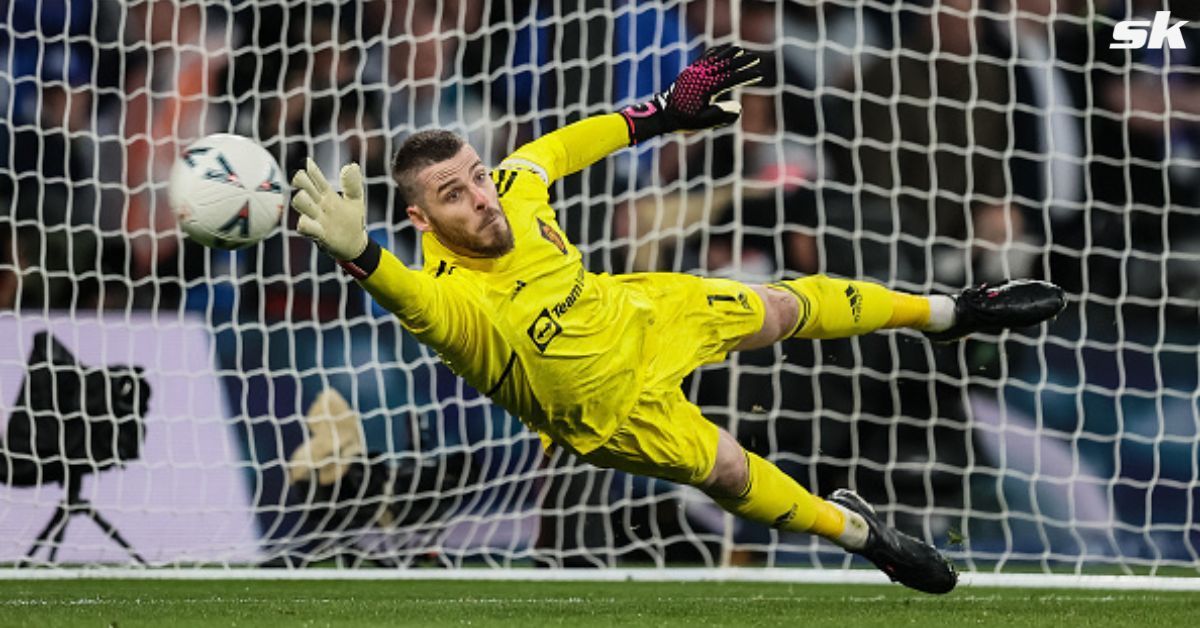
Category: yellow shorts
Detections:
[{"x1": 580, "y1": 273, "x2": 765, "y2": 486}]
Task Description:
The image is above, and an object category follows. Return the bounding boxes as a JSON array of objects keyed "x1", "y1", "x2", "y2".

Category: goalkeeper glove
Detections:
[
  {"x1": 291, "y1": 158, "x2": 369, "y2": 262},
  {"x1": 619, "y1": 43, "x2": 763, "y2": 145}
]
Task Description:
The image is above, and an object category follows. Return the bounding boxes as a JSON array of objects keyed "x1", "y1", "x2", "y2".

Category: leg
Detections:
[
  {"x1": 701, "y1": 426, "x2": 959, "y2": 595},
  {"x1": 730, "y1": 286, "x2": 799, "y2": 351},
  {"x1": 734, "y1": 275, "x2": 1066, "y2": 350},
  {"x1": 699, "y1": 426, "x2": 867, "y2": 549},
  {"x1": 581, "y1": 388, "x2": 865, "y2": 550},
  {"x1": 734, "y1": 277, "x2": 949, "y2": 351},
  {"x1": 581, "y1": 391, "x2": 956, "y2": 594}
]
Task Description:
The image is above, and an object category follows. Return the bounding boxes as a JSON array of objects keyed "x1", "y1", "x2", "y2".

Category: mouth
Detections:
[{"x1": 480, "y1": 210, "x2": 500, "y2": 231}]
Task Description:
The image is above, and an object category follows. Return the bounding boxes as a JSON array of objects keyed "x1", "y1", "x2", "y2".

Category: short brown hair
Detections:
[{"x1": 391, "y1": 130, "x2": 465, "y2": 207}]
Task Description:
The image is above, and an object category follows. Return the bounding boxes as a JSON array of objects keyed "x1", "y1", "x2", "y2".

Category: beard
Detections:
[{"x1": 428, "y1": 208, "x2": 515, "y2": 259}]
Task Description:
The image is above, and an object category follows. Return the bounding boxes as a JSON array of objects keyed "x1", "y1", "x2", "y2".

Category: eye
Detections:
[
  {"x1": 475, "y1": 171, "x2": 487, "y2": 183},
  {"x1": 446, "y1": 190, "x2": 461, "y2": 202}
]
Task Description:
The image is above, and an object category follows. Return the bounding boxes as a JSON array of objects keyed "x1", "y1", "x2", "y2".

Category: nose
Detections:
[{"x1": 472, "y1": 183, "x2": 489, "y2": 211}]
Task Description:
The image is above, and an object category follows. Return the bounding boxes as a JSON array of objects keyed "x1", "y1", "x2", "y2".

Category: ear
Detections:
[{"x1": 407, "y1": 205, "x2": 432, "y2": 233}]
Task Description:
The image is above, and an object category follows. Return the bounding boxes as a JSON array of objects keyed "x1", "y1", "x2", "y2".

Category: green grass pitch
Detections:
[{"x1": 2, "y1": 579, "x2": 1196, "y2": 627}]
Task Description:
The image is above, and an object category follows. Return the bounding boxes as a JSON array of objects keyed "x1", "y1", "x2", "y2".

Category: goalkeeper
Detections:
[{"x1": 291, "y1": 45, "x2": 1064, "y2": 594}]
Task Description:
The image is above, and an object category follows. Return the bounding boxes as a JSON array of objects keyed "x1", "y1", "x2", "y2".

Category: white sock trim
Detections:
[
  {"x1": 924, "y1": 295, "x2": 956, "y2": 332},
  {"x1": 830, "y1": 503, "x2": 870, "y2": 551}
]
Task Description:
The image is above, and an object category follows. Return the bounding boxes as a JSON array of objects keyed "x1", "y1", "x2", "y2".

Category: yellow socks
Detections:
[
  {"x1": 712, "y1": 451, "x2": 868, "y2": 549},
  {"x1": 769, "y1": 275, "x2": 934, "y2": 338},
  {"x1": 887, "y1": 292, "x2": 932, "y2": 329}
]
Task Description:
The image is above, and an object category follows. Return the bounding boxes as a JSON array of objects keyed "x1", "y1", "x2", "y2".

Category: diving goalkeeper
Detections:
[{"x1": 290, "y1": 45, "x2": 1065, "y2": 594}]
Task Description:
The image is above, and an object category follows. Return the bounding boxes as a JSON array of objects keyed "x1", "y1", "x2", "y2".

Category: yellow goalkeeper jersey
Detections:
[{"x1": 361, "y1": 114, "x2": 655, "y2": 453}]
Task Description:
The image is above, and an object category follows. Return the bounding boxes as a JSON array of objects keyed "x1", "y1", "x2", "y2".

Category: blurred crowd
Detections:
[
  {"x1": 2, "y1": 0, "x2": 1198, "y2": 560},
  {"x1": 2, "y1": 0, "x2": 1197, "y2": 311}
]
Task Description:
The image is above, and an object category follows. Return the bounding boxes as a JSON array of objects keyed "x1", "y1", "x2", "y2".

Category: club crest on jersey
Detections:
[{"x1": 537, "y1": 217, "x2": 567, "y2": 255}]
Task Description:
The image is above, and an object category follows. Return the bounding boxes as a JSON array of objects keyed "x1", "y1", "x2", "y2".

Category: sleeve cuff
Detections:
[
  {"x1": 619, "y1": 102, "x2": 667, "y2": 145},
  {"x1": 337, "y1": 239, "x2": 382, "y2": 280}
]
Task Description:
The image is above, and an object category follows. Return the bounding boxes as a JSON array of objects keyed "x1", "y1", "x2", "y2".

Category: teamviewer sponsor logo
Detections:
[
  {"x1": 1111, "y1": 11, "x2": 1188, "y2": 50},
  {"x1": 551, "y1": 267, "x2": 586, "y2": 317},
  {"x1": 527, "y1": 308, "x2": 562, "y2": 352}
]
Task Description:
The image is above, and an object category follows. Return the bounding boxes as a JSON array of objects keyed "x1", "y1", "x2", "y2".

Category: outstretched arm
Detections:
[
  {"x1": 290, "y1": 159, "x2": 460, "y2": 347},
  {"x1": 503, "y1": 44, "x2": 762, "y2": 185},
  {"x1": 500, "y1": 114, "x2": 629, "y2": 186}
]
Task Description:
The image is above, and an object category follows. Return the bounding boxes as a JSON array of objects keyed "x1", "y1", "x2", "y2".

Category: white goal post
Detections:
[{"x1": 1, "y1": 0, "x2": 1198, "y2": 589}]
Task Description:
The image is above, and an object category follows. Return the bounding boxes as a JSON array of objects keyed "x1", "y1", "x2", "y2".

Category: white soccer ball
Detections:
[{"x1": 168, "y1": 134, "x2": 286, "y2": 250}]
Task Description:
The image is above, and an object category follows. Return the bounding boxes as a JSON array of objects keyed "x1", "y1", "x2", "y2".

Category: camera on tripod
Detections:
[{"x1": 0, "y1": 330, "x2": 151, "y2": 565}]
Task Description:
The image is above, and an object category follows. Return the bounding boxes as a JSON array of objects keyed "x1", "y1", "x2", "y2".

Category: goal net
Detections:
[{"x1": 2, "y1": 0, "x2": 1198, "y2": 581}]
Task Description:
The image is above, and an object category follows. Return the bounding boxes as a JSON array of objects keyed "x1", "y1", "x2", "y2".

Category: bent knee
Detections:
[
  {"x1": 701, "y1": 430, "x2": 750, "y2": 499},
  {"x1": 752, "y1": 284, "x2": 799, "y2": 342}
]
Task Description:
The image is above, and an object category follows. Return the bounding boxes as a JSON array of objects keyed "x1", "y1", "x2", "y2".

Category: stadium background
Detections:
[{"x1": 1, "y1": 0, "x2": 1199, "y2": 575}]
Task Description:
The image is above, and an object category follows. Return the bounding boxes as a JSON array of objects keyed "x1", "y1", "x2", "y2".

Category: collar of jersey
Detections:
[{"x1": 421, "y1": 230, "x2": 512, "y2": 274}]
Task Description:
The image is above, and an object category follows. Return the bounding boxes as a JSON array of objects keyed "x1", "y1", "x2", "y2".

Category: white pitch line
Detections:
[{"x1": 0, "y1": 568, "x2": 1197, "y2": 591}]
